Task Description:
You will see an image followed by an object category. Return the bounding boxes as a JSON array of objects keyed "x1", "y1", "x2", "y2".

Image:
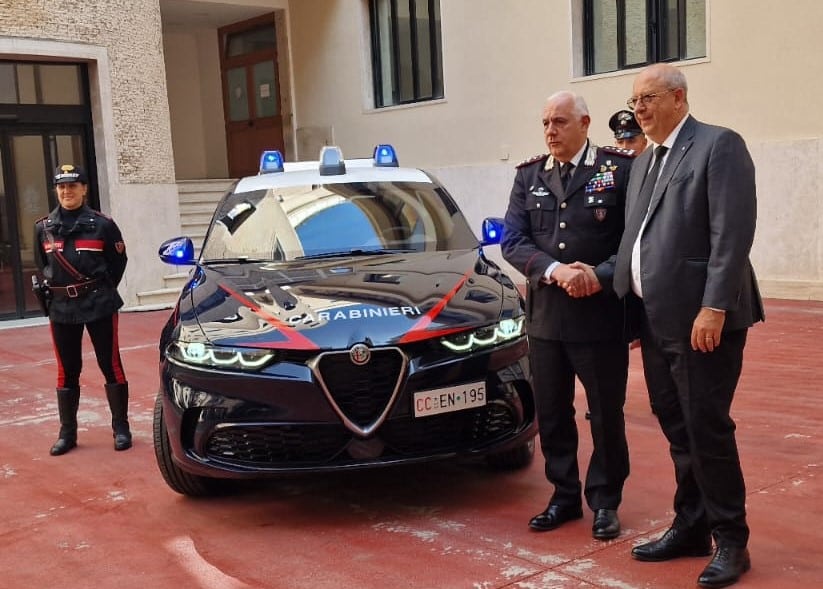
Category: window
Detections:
[
  {"x1": 0, "y1": 62, "x2": 85, "y2": 105},
  {"x1": 583, "y1": 0, "x2": 706, "y2": 75},
  {"x1": 369, "y1": 0, "x2": 443, "y2": 107}
]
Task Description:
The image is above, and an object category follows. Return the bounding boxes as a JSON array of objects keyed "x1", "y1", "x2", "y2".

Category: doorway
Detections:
[
  {"x1": 0, "y1": 61, "x2": 95, "y2": 319},
  {"x1": 219, "y1": 13, "x2": 285, "y2": 178},
  {"x1": 0, "y1": 129, "x2": 92, "y2": 318}
]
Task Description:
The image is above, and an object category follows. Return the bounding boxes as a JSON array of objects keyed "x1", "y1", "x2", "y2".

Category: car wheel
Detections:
[
  {"x1": 486, "y1": 437, "x2": 535, "y2": 470},
  {"x1": 152, "y1": 392, "x2": 225, "y2": 497}
]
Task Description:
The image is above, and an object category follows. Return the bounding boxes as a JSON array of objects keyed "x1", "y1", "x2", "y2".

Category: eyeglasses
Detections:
[{"x1": 626, "y1": 88, "x2": 677, "y2": 110}]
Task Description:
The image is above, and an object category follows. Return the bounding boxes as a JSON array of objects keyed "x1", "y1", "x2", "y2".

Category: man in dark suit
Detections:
[
  {"x1": 502, "y1": 91, "x2": 635, "y2": 540},
  {"x1": 613, "y1": 64, "x2": 764, "y2": 588}
]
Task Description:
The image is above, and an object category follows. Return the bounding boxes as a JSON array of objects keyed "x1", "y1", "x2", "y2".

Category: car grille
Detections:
[
  {"x1": 202, "y1": 401, "x2": 518, "y2": 468},
  {"x1": 206, "y1": 423, "x2": 351, "y2": 465},
  {"x1": 314, "y1": 348, "x2": 405, "y2": 430}
]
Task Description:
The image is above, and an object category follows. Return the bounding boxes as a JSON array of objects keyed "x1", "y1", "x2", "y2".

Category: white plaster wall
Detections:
[
  {"x1": 428, "y1": 163, "x2": 519, "y2": 280},
  {"x1": 164, "y1": 31, "x2": 209, "y2": 179},
  {"x1": 749, "y1": 139, "x2": 823, "y2": 300},
  {"x1": 109, "y1": 183, "x2": 183, "y2": 309}
]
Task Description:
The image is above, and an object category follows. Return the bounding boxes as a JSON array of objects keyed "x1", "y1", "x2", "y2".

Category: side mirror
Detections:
[
  {"x1": 158, "y1": 237, "x2": 195, "y2": 265},
  {"x1": 481, "y1": 217, "x2": 505, "y2": 245}
]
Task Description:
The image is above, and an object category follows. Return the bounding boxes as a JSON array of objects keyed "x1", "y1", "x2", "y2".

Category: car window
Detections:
[{"x1": 201, "y1": 181, "x2": 479, "y2": 262}]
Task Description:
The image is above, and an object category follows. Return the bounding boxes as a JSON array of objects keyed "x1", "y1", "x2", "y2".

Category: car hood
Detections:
[{"x1": 178, "y1": 250, "x2": 516, "y2": 350}]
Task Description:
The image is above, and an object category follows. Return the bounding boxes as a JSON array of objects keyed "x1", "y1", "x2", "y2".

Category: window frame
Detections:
[
  {"x1": 369, "y1": 0, "x2": 444, "y2": 108},
  {"x1": 583, "y1": 0, "x2": 704, "y2": 76}
]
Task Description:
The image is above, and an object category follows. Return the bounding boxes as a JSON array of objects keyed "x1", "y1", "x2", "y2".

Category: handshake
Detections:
[{"x1": 547, "y1": 261, "x2": 602, "y2": 298}]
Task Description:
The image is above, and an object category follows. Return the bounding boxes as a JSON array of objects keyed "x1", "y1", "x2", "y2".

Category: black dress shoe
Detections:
[
  {"x1": 50, "y1": 437, "x2": 77, "y2": 456},
  {"x1": 697, "y1": 546, "x2": 750, "y2": 588},
  {"x1": 592, "y1": 508, "x2": 620, "y2": 539},
  {"x1": 114, "y1": 431, "x2": 132, "y2": 451},
  {"x1": 632, "y1": 527, "x2": 713, "y2": 561},
  {"x1": 528, "y1": 504, "x2": 583, "y2": 532}
]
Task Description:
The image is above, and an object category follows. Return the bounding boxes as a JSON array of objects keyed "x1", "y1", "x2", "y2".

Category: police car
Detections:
[{"x1": 154, "y1": 145, "x2": 537, "y2": 496}]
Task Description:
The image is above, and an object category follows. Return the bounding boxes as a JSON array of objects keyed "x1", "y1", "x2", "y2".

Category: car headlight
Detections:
[
  {"x1": 166, "y1": 341, "x2": 275, "y2": 371},
  {"x1": 440, "y1": 316, "x2": 525, "y2": 353}
]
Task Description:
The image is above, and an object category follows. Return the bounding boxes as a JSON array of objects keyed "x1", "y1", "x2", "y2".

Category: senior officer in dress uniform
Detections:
[
  {"x1": 502, "y1": 91, "x2": 635, "y2": 540},
  {"x1": 609, "y1": 109, "x2": 648, "y2": 153},
  {"x1": 34, "y1": 164, "x2": 132, "y2": 456}
]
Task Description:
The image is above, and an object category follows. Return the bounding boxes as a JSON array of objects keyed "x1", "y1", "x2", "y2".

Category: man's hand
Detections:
[
  {"x1": 550, "y1": 262, "x2": 602, "y2": 298},
  {"x1": 691, "y1": 307, "x2": 726, "y2": 352},
  {"x1": 567, "y1": 262, "x2": 602, "y2": 297}
]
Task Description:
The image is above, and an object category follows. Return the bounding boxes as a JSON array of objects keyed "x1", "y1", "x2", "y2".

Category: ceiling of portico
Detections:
[{"x1": 160, "y1": 0, "x2": 273, "y2": 30}]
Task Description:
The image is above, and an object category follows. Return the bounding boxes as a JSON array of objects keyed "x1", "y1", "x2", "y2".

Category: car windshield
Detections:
[{"x1": 200, "y1": 181, "x2": 480, "y2": 262}]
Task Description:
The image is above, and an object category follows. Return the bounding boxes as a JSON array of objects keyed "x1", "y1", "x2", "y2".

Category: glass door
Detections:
[{"x1": 0, "y1": 129, "x2": 88, "y2": 318}]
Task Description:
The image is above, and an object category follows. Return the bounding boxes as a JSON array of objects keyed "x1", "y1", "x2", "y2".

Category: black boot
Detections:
[
  {"x1": 50, "y1": 388, "x2": 80, "y2": 456},
  {"x1": 105, "y1": 382, "x2": 132, "y2": 451}
]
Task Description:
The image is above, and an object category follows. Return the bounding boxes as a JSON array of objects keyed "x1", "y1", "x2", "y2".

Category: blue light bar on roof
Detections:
[
  {"x1": 373, "y1": 144, "x2": 398, "y2": 167},
  {"x1": 259, "y1": 150, "x2": 284, "y2": 174},
  {"x1": 319, "y1": 146, "x2": 346, "y2": 176}
]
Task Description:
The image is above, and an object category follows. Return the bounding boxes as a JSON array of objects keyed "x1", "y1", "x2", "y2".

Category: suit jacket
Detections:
[
  {"x1": 502, "y1": 142, "x2": 635, "y2": 342},
  {"x1": 615, "y1": 115, "x2": 764, "y2": 339}
]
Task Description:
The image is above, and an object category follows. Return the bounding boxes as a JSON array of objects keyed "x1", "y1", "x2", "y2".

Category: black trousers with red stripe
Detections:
[{"x1": 49, "y1": 313, "x2": 127, "y2": 389}]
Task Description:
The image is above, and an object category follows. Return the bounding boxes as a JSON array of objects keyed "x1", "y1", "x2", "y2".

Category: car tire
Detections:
[
  {"x1": 152, "y1": 392, "x2": 225, "y2": 497},
  {"x1": 485, "y1": 437, "x2": 535, "y2": 470}
]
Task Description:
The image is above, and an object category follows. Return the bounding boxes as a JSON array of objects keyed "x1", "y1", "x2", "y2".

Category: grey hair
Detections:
[
  {"x1": 546, "y1": 91, "x2": 589, "y2": 117},
  {"x1": 660, "y1": 67, "x2": 688, "y2": 92}
]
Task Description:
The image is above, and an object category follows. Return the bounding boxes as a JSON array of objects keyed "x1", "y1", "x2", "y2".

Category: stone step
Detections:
[
  {"x1": 180, "y1": 212, "x2": 214, "y2": 225},
  {"x1": 163, "y1": 271, "x2": 190, "y2": 290},
  {"x1": 177, "y1": 182, "x2": 234, "y2": 205},
  {"x1": 179, "y1": 201, "x2": 220, "y2": 213},
  {"x1": 134, "y1": 287, "x2": 179, "y2": 308}
]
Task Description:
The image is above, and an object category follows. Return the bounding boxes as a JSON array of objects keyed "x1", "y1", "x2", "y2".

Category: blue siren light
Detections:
[
  {"x1": 259, "y1": 150, "x2": 284, "y2": 174},
  {"x1": 373, "y1": 144, "x2": 398, "y2": 167},
  {"x1": 319, "y1": 146, "x2": 346, "y2": 176}
]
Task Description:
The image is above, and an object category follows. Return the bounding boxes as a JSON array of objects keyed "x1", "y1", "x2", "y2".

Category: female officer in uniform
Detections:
[{"x1": 34, "y1": 164, "x2": 131, "y2": 455}]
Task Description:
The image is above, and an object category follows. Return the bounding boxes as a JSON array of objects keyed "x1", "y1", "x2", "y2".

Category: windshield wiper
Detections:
[{"x1": 295, "y1": 248, "x2": 414, "y2": 260}]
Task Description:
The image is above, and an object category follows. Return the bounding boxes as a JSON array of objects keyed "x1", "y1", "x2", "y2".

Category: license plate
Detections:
[{"x1": 413, "y1": 381, "x2": 486, "y2": 418}]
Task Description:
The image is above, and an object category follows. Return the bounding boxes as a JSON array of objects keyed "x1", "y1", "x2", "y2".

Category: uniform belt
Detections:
[{"x1": 49, "y1": 278, "x2": 102, "y2": 299}]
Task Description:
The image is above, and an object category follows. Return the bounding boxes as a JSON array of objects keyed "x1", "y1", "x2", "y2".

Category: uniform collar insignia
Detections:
[
  {"x1": 583, "y1": 143, "x2": 598, "y2": 166},
  {"x1": 545, "y1": 142, "x2": 598, "y2": 170}
]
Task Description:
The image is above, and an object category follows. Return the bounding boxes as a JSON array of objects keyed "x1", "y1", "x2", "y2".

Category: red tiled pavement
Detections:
[{"x1": 0, "y1": 299, "x2": 821, "y2": 588}]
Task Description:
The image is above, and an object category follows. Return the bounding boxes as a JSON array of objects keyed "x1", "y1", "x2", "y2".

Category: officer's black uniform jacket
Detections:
[
  {"x1": 502, "y1": 142, "x2": 634, "y2": 343},
  {"x1": 34, "y1": 204, "x2": 127, "y2": 324}
]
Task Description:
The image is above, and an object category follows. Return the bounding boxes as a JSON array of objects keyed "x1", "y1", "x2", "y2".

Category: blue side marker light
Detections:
[
  {"x1": 259, "y1": 150, "x2": 284, "y2": 174},
  {"x1": 158, "y1": 236, "x2": 195, "y2": 265},
  {"x1": 482, "y1": 217, "x2": 505, "y2": 245},
  {"x1": 373, "y1": 144, "x2": 398, "y2": 167}
]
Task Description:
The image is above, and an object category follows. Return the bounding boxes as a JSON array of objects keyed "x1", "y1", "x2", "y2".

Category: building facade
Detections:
[{"x1": 0, "y1": 0, "x2": 820, "y2": 321}]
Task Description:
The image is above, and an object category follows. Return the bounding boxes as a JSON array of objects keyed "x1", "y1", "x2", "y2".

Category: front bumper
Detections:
[{"x1": 159, "y1": 338, "x2": 536, "y2": 478}]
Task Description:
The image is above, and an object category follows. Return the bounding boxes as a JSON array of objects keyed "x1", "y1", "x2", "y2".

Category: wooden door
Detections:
[{"x1": 220, "y1": 14, "x2": 285, "y2": 178}]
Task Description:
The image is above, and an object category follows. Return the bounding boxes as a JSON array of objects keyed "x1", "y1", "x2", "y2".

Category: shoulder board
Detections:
[
  {"x1": 35, "y1": 215, "x2": 49, "y2": 224},
  {"x1": 516, "y1": 153, "x2": 549, "y2": 168},
  {"x1": 601, "y1": 145, "x2": 637, "y2": 158},
  {"x1": 89, "y1": 209, "x2": 113, "y2": 221}
]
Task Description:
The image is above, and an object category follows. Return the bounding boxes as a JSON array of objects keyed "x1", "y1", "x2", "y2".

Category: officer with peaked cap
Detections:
[
  {"x1": 34, "y1": 164, "x2": 132, "y2": 456},
  {"x1": 609, "y1": 109, "x2": 647, "y2": 153}
]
